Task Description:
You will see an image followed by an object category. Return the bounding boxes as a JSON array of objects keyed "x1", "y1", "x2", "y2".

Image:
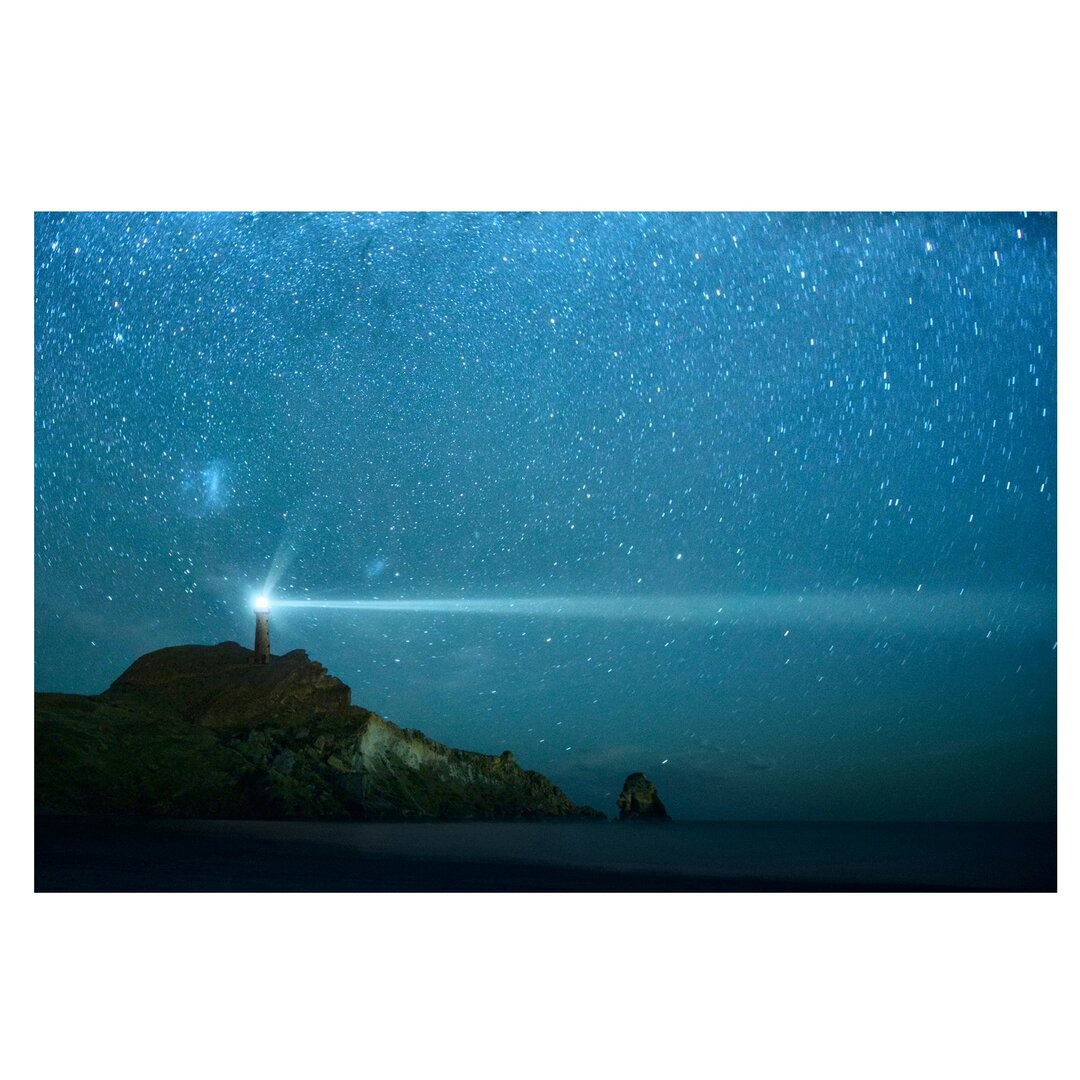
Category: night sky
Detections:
[{"x1": 34, "y1": 211, "x2": 1056, "y2": 820}]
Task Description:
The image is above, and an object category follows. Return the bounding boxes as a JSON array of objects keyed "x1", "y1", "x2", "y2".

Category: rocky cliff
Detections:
[
  {"x1": 616, "y1": 772, "x2": 671, "y2": 821},
  {"x1": 35, "y1": 642, "x2": 605, "y2": 822}
]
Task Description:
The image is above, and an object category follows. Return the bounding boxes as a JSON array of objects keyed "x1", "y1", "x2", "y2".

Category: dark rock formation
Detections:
[
  {"x1": 36, "y1": 642, "x2": 606, "y2": 822},
  {"x1": 616, "y1": 772, "x2": 671, "y2": 821},
  {"x1": 101, "y1": 642, "x2": 352, "y2": 728}
]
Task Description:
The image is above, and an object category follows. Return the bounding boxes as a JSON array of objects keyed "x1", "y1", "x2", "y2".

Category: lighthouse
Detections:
[{"x1": 253, "y1": 596, "x2": 271, "y2": 664}]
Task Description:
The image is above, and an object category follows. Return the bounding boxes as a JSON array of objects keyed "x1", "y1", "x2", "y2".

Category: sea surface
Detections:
[{"x1": 35, "y1": 818, "x2": 1055, "y2": 892}]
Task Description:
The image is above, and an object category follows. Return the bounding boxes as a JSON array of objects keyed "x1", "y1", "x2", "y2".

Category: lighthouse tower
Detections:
[{"x1": 253, "y1": 596, "x2": 271, "y2": 664}]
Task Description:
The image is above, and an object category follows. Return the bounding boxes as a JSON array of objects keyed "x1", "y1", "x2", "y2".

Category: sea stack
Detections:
[{"x1": 616, "y1": 772, "x2": 671, "y2": 821}]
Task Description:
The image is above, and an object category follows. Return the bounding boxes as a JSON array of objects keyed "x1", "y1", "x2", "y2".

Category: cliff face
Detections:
[
  {"x1": 36, "y1": 642, "x2": 604, "y2": 822},
  {"x1": 100, "y1": 642, "x2": 353, "y2": 728}
]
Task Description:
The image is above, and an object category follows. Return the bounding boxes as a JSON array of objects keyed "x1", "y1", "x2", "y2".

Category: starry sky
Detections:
[{"x1": 34, "y1": 211, "x2": 1056, "y2": 820}]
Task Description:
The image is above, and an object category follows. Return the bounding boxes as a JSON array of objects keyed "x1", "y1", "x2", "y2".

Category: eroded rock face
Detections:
[
  {"x1": 616, "y1": 772, "x2": 671, "y2": 821},
  {"x1": 101, "y1": 642, "x2": 352, "y2": 728},
  {"x1": 36, "y1": 641, "x2": 606, "y2": 822}
]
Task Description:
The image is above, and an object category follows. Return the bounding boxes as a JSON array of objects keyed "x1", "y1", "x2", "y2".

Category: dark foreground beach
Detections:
[{"x1": 35, "y1": 818, "x2": 1055, "y2": 892}]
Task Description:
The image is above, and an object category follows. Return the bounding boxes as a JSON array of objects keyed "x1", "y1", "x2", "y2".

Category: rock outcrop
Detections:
[
  {"x1": 101, "y1": 642, "x2": 352, "y2": 728},
  {"x1": 616, "y1": 772, "x2": 671, "y2": 821},
  {"x1": 36, "y1": 642, "x2": 605, "y2": 822}
]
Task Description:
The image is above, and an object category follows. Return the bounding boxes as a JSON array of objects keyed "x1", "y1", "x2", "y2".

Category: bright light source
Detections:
[{"x1": 254, "y1": 596, "x2": 270, "y2": 613}]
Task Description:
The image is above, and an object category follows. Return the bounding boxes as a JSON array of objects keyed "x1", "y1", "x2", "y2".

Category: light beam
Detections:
[{"x1": 268, "y1": 590, "x2": 1052, "y2": 635}]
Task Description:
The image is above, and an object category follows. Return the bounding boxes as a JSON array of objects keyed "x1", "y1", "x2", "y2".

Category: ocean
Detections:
[{"x1": 35, "y1": 817, "x2": 1055, "y2": 892}]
